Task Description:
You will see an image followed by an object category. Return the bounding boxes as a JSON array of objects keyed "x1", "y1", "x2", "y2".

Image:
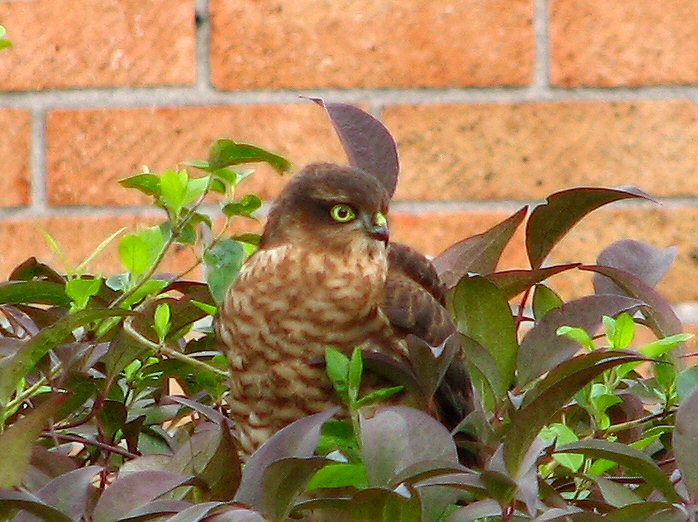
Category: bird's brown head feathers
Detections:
[{"x1": 262, "y1": 163, "x2": 390, "y2": 252}]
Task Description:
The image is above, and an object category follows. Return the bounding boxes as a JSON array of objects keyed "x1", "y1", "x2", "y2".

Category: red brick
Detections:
[
  {"x1": 0, "y1": 109, "x2": 32, "y2": 206},
  {"x1": 551, "y1": 0, "x2": 698, "y2": 86},
  {"x1": 384, "y1": 101, "x2": 698, "y2": 201},
  {"x1": 390, "y1": 206, "x2": 698, "y2": 304},
  {"x1": 0, "y1": 0, "x2": 196, "y2": 90},
  {"x1": 210, "y1": 0, "x2": 534, "y2": 89},
  {"x1": 46, "y1": 105, "x2": 347, "y2": 206}
]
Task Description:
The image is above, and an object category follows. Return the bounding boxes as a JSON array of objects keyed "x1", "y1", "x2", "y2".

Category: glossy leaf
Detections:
[
  {"x1": 532, "y1": 284, "x2": 564, "y2": 322},
  {"x1": 504, "y1": 351, "x2": 648, "y2": 477},
  {"x1": 119, "y1": 173, "x2": 161, "y2": 197},
  {"x1": 311, "y1": 98, "x2": 399, "y2": 197},
  {"x1": 222, "y1": 194, "x2": 262, "y2": 218},
  {"x1": 0, "y1": 395, "x2": 67, "y2": 488},
  {"x1": 526, "y1": 186, "x2": 653, "y2": 268},
  {"x1": 360, "y1": 406, "x2": 458, "y2": 488},
  {"x1": 517, "y1": 295, "x2": 644, "y2": 385},
  {"x1": 234, "y1": 409, "x2": 339, "y2": 508},
  {"x1": 557, "y1": 439, "x2": 679, "y2": 502},
  {"x1": 433, "y1": 207, "x2": 527, "y2": 287},
  {"x1": 208, "y1": 139, "x2": 291, "y2": 174},
  {"x1": 307, "y1": 462, "x2": 369, "y2": 490},
  {"x1": 487, "y1": 264, "x2": 579, "y2": 300},
  {"x1": 452, "y1": 276, "x2": 518, "y2": 392}
]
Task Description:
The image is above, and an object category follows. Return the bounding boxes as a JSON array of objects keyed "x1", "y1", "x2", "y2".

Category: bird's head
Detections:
[{"x1": 262, "y1": 163, "x2": 391, "y2": 253}]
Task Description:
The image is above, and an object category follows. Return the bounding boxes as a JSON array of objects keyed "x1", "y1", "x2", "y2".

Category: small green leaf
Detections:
[
  {"x1": 184, "y1": 159, "x2": 211, "y2": 170},
  {"x1": 183, "y1": 175, "x2": 210, "y2": 206},
  {"x1": 355, "y1": 386, "x2": 404, "y2": 408},
  {"x1": 306, "y1": 463, "x2": 369, "y2": 491},
  {"x1": 204, "y1": 239, "x2": 246, "y2": 305},
  {"x1": 154, "y1": 303, "x2": 171, "y2": 342},
  {"x1": 65, "y1": 277, "x2": 103, "y2": 310},
  {"x1": 208, "y1": 139, "x2": 291, "y2": 174},
  {"x1": 119, "y1": 173, "x2": 161, "y2": 197},
  {"x1": 121, "y1": 279, "x2": 169, "y2": 308},
  {"x1": 532, "y1": 284, "x2": 564, "y2": 322},
  {"x1": 191, "y1": 299, "x2": 218, "y2": 316},
  {"x1": 541, "y1": 423, "x2": 583, "y2": 472},
  {"x1": 606, "y1": 313, "x2": 636, "y2": 349},
  {"x1": 119, "y1": 234, "x2": 151, "y2": 276},
  {"x1": 233, "y1": 233, "x2": 262, "y2": 247},
  {"x1": 557, "y1": 325, "x2": 595, "y2": 350},
  {"x1": 325, "y1": 348, "x2": 350, "y2": 403},
  {"x1": 348, "y1": 348, "x2": 363, "y2": 403},
  {"x1": 159, "y1": 169, "x2": 188, "y2": 216},
  {"x1": 678, "y1": 365, "x2": 698, "y2": 402},
  {"x1": 222, "y1": 194, "x2": 263, "y2": 218}
]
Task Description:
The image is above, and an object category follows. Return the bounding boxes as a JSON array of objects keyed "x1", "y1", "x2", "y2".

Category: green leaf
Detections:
[
  {"x1": 208, "y1": 139, "x2": 291, "y2": 174},
  {"x1": 119, "y1": 173, "x2": 161, "y2": 197},
  {"x1": 307, "y1": 463, "x2": 369, "y2": 491},
  {"x1": 154, "y1": 303, "x2": 171, "y2": 342},
  {"x1": 204, "y1": 239, "x2": 246, "y2": 305},
  {"x1": 487, "y1": 265, "x2": 578, "y2": 301},
  {"x1": 183, "y1": 175, "x2": 210, "y2": 206},
  {"x1": 557, "y1": 439, "x2": 680, "y2": 502},
  {"x1": 325, "y1": 348, "x2": 350, "y2": 403},
  {"x1": 159, "y1": 169, "x2": 188, "y2": 216},
  {"x1": 452, "y1": 276, "x2": 518, "y2": 395},
  {"x1": 588, "y1": 476, "x2": 643, "y2": 508},
  {"x1": 0, "y1": 280, "x2": 70, "y2": 307},
  {"x1": 191, "y1": 299, "x2": 218, "y2": 316},
  {"x1": 557, "y1": 325, "x2": 595, "y2": 350},
  {"x1": 678, "y1": 364, "x2": 698, "y2": 402},
  {"x1": 606, "y1": 313, "x2": 636, "y2": 349},
  {"x1": 355, "y1": 386, "x2": 404, "y2": 408},
  {"x1": 348, "y1": 348, "x2": 363, "y2": 404},
  {"x1": 532, "y1": 284, "x2": 564, "y2": 322},
  {"x1": 121, "y1": 278, "x2": 169, "y2": 309},
  {"x1": 222, "y1": 194, "x2": 263, "y2": 218},
  {"x1": 119, "y1": 234, "x2": 151, "y2": 276},
  {"x1": 541, "y1": 423, "x2": 583, "y2": 472},
  {"x1": 0, "y1": 395, "x2": 67, "y2": 488},
  {"x1": 233, "y1": 233, "x2": 262, "y2": 247},
  {"x1": 65, "y1": 277, "x2": 103, "y2": 309}
]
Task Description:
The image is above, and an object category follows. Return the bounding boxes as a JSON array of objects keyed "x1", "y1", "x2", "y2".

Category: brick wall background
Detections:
[{"x1": 1, "y1": 0, "x2": 698, "y2": 321}]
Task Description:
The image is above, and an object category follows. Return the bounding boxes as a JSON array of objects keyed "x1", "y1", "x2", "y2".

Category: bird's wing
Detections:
[{"x1": 381, "y1": 243, "x2": 474, "y2": 425}]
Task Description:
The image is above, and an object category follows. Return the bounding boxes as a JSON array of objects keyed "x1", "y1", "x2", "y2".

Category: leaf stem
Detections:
[{"x1": 42, "y1": 431, "x2": 139, "y2": 459}]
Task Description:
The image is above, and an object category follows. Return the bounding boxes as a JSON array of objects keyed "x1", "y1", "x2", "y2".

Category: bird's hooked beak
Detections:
[{"x1": 365, "y1": 211, "x2": 389, "y2": 244}]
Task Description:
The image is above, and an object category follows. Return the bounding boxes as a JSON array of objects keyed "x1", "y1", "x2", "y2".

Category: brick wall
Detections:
[{"x1": 1, "y1": 0, "x2": 698, "y2": 319}]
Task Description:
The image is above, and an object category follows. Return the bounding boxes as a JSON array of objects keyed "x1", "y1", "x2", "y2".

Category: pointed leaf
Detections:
[
  {"x1": 526, "y1": 187, "x2": 654, "y2": 268},
  {"x1": 517, "y1": 295, "x2": 644, "y2": 385},
  {"x1": 262, "y1": 457, "x2": 329, "y2": 520},
  {"x1": 605, "y1": 503, "x2": 683, "y2": 522},
  {"x1": 0, "y1": 281, "x2": 70, "y2": 306},
  {"x1": 487, "y1": 264, "x2": 579, "y2": 300},
  {"x1": 91, "y1": 470, "x2": 199, "y2": 522},
  {"x1": 557, "y1": 439, "x2": 679, "y2": 502},
  {"x1": 0, "y1": 491, "x2": 72, "y2": 522},
  {"x1": 306, "y1": 462, "x2": 369, "y2": 491},
  {"x1": 208, "y1": 139, "x2": 291, "y2": 174},
  {"x1": 360, "y1": 406, "x2": 458, "y2": 488},
  {"x1": 532, "y1": 284, "x2": 564, "y2": 322},
  {"x1": 405, "y1": 333, "x2": 459, "y2": 402},
  {"x1": 452, "y1": 276, "x2": 518, "y2": 392},
  {"x1": 434, "y1": 207, "x2": 527, "y2": 288},
  {"x1": 586, "y1": 475, "x2": 643, "y2": 508},
  {"x1": 311, "y1": 98, "x2": 399, "y2": 197},
  {"x1": 119, "y1": 173, "x2": 161, "y2": 197},
  {"x1": 0, "y1": 394, "x2": 67, "y2": 488},
  {"x1": 582, "y1": 265, "x2": 683, "y2": 339},
  {"x1": 204, "y1": 239, "x2": 245, "y2": 305},
  {"x1": 673, "y1": 386, "x2": 698, "y2": 499},
  {"x1": 504, "y1": 351, "x2": 649, "y2": 477},
  {"x1": 595, "y1": 240, "x2": 677, "y2": 293},
  {"x1": 234, "y1": 409, "x2": 339, "y2": 507}
]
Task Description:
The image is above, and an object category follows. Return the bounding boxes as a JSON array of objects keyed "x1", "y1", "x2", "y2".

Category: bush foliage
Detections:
[{"x1": 0, "y1": 101, "x2": 697, "y2": 522}]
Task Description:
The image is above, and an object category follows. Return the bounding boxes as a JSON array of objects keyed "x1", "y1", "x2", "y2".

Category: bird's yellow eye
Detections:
[{"x1": 330, "y1": 204, "x2": 357, "y2": 223}]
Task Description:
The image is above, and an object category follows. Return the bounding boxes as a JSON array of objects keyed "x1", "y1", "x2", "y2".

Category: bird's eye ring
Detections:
[{"x1": 330, "y1": 204, "x2": 357, "y2": 223}]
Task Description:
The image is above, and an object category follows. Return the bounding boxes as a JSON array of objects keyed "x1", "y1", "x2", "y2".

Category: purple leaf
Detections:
[
  {"x1": 360, "y1": 406, "x2": 458, "y2": 488},
  {"x1": 91, "y1": 470, "x2": 199, "y2": 522},
  {"x1": 486, "y1": 264, "x2": 580, "y2": 300},
  {"x1": 595, "y1": 240, "x2": 677, "y2": 293},
  {"x1": 0, "y1": 394, "x2": 67, "y2": 488},
  {"x1": 582, "y1": 265, "x2": 682, "y2": 339},
  {"x1": 0, "y1": 491, "x2": 72, "y2": 522},
  {"x1": 433, "y1": 207, "x2": 527, "y2": 288},
  {"x1": 504, "y1": 351, "x2": 649, "y2": 477},
  {"x1": 517, "y1": 295, "x2": 644, "y2": 385},
  {"x1": 557, "y1": 439, "x2": 679, "y2": 502},
  {"x1": 162, "y1": 395, "x2": 234, "y2": 428},
  {"x1": 525, "y1": 186, "x2": 655, "y2": 268},
  {"x1": 14, "y1": 466, "x2": 102, "y2": 522},
  {"x1": 205, "y1": 509, "x2": 270, "y2": 522},
  {"x1": 120, "y1": 499, "x2": 193, "y2": 519},
  {"x1": 234, "y1": 408, "x2": 339, "y2": 508},
  {"x1": 166, "y1": 502, "x2": 227, "y2": 522},
  {"x1": 310, "y1": 98, "x2": 400, "y2": 197},
  {"x1": 262, "y1": 457, "x2": 329, "y2": 520},
  {"x1": 604, "y1": 503, "x2": 684, "y2": 522}
]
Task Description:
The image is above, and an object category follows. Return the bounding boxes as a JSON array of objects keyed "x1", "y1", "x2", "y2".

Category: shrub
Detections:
[{"x1": 0, "y1": 101, "x2": 696, "y2": 521}]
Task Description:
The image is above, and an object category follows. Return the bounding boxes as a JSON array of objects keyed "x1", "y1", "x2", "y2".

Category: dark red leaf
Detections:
[
  {"x1": 526, "y1": 187, "x2": 654, "y2": 268},
  {"x1": 0, "y1": 491, "x2": 73, "y2": 522},
  {"x1": 433, "y1": 207, "x2": 527, "y2": 288},
  {"x1": 486, "y1": 264, "x2": 580, "y2": 300},
  {"x1": 595, "y1": 240, "x2": 677, "y2": 293},
  {"x1": 310, "y1": 99, "x2": 400, "y2": 197}
]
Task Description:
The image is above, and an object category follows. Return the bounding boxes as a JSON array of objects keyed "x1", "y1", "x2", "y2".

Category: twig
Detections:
[{"x1": 41, "y1": 431, "x2": 139, "y2": 460}]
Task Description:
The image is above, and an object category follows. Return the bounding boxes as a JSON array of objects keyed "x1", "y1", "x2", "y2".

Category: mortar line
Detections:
[
  {"x1": 195, "y1": 0, "x2": 213, "y2": 94},
  {"x1": 533, "y1": 0, "x2": 551, "y2": 93},
  {"x1": 29, "y1": 108, "x2": 48, "y2": 214}
]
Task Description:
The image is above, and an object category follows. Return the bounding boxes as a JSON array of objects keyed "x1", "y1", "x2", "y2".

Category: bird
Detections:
[{"x1": 216, "y1": 162, "x2": 474, "y2": 459}]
